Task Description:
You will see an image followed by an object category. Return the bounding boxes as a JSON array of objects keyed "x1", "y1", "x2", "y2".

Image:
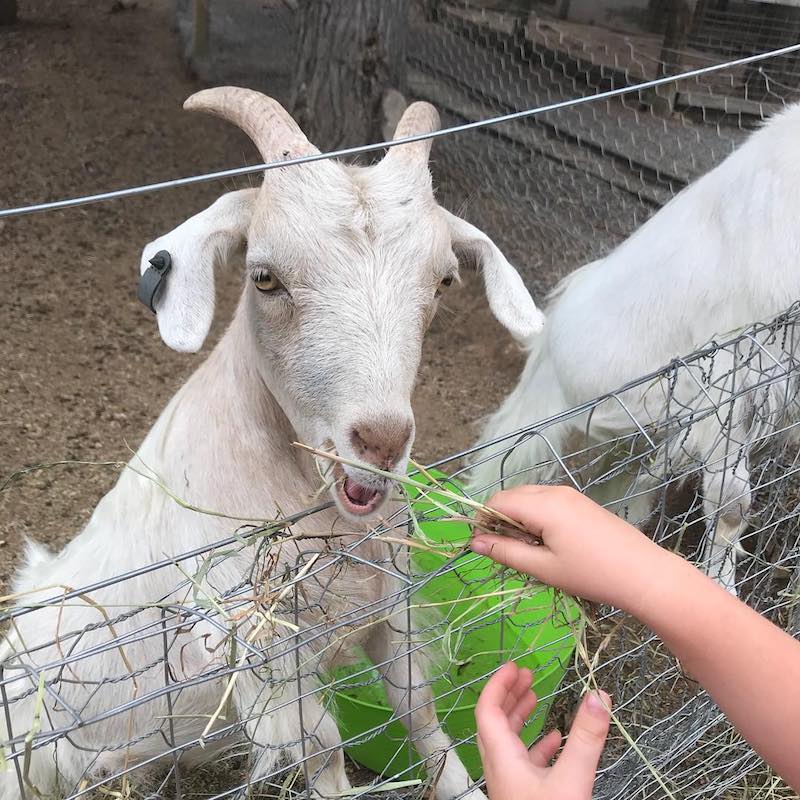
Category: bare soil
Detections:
[{"x1": 0, "y1": 0, "x2": 524, "y2": 586}]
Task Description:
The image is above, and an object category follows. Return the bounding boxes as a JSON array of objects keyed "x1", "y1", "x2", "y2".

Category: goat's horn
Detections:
[
  {"x1": 386, "y1": 101, "x2": 440, "y2": 164},
  {"x1": 184, "y1": 87, "x2": 319, "y2": 162}
]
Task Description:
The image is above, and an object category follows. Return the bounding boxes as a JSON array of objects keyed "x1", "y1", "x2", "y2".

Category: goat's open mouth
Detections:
[{"x1": 333, "y1": 464, "x2": 387, "y2": 516}]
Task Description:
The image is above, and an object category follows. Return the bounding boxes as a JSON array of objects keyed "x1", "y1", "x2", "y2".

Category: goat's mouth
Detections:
[{"x1": 332, "y1": 463, "x2": 387, "y2": 517}]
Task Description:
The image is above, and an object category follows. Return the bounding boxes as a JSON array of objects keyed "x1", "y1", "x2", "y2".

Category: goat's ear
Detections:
[
  {"x1": 441, "y1": 209, "x2": 545, "y2": 342},
  {"x1": 139, "y1": 189, "x2": 258, "y2": 353}
]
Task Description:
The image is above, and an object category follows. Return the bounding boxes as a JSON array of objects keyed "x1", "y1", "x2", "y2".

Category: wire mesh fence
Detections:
[
  {"x1": 2, "y1": 302, "x2": 799, "y2": 800},
  {"x1": 3, "y1": 2, "x2": 800, "y2": 800},
  {"x1": 410, "y1": 0, "x2": 800, "y2": 294}
]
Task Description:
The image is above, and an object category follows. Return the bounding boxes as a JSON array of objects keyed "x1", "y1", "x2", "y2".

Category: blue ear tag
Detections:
[{"x1": 137, "y1": 250, "x2": 172, "y2": 313}]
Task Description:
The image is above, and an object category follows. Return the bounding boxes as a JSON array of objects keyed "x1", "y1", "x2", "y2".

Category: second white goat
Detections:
[{"x1": 471, "y1": 103, "x2": 800, "y2": 593}]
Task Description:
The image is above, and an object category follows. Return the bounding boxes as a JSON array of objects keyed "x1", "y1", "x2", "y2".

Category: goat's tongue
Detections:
[{"x1": 344, "y1": 478, "x2": 378, "y2": 506}]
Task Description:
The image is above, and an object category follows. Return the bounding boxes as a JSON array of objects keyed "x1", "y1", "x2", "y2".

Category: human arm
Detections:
[{"x1": 470, "y1": 485, "x2": 800, "y2": 790}]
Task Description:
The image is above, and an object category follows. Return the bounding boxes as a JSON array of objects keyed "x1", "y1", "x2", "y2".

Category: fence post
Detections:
[
  {"x1": 644, "y1": 0, "x2": 700, "y2": 114},
  {"x1": 191, "y1": 0, "x2": 210, "y2": 63}
]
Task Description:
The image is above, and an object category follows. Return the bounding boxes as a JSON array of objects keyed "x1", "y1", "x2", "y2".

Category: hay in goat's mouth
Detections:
[{"x1": 293, "y1": 442, "x2": 543, "y2": 546}]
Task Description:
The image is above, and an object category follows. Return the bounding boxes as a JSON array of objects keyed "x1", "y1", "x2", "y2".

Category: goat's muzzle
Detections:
[{"x1": 332, "y1": 462, "x2": 389, "y2": 517}]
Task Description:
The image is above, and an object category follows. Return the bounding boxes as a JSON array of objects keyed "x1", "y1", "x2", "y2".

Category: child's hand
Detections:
[
  {"x1": 471, "y1": 485, "x2": 667, "y2": 612},
  {"x1": 472, "y1": 488, "x2": 800, "y2": 794},
  {"x1": 476, "y1": 661, "x2": 611, "y2": 800}
]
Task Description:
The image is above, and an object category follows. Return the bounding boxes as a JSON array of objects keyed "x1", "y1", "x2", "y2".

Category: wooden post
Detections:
[
  {"x1": 290, "y1": 0, "x2": 410, "y2": 150},
  {"x1": 192, "y1": 0, "x2": 210, "y2": 62},
  {"x1": 644, "y1": 0, "x2": 699, "y2": 115}
]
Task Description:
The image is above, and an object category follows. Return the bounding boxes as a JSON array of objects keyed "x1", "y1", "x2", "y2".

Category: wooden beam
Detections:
[
  {"x1": 638, "y1": 0, "x2": 700, "y2": 115},
  {"x1": 676, "y1": 91, "x2": 783, "y2": 117}
]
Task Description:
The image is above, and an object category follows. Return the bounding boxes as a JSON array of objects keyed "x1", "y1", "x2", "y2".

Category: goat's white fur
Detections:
[
  {"x1": 1, "y1": 92, "x2": 543, "y2": 799},
  {"x1": 471, "y1": 103, "x2": 800, "y2": 593}
]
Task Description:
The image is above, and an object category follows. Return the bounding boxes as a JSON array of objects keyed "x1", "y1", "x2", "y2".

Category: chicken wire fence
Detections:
[
  {"x1": 3, "y1": 301, "x2": 800, "y2": 800},
  {"x1": 409, "y1": 0, "x2": 800, "y2": 294},
  {"x1": 3, "y1": 2, "x2": 800, "y2": 800}
]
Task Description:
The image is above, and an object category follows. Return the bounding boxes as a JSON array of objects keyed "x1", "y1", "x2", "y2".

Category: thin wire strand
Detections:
[{"x1": 2, "y1": 41, "x2": 800, "y2": 220}]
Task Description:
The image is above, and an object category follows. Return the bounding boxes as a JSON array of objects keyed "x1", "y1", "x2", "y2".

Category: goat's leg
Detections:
[
  {"x1": 292, "y1": 691, "x2": 352, "y2": 799},
  {"x1": 235, "y1": 664, "x2": 351, "y2": 799},
  {"x1": 0, "y1": 664, "x2": 86, "y2": 800},
  {"x1": 678, "y1": 404, "x2": 753, "y2": 596},
  {"x1": 0, "y1": 736, "x2": 61, "y2": 800},
  {"x1": 699, "y1": 449, "x2": 751, "y2": 596},
  {"x1": 364, "y1": 617, "x2": 486, "y2": 800},
  {"x1": 588, "y1": 469, "x2": 661, "y2": 529},
  {"x1": 0, "y1": 707, "x2": 102, "y2": 800}
]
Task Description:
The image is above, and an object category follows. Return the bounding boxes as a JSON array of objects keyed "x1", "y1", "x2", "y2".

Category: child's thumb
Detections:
[{"x1": 554, "y1": 690, "x2": 611, "y2": 793}]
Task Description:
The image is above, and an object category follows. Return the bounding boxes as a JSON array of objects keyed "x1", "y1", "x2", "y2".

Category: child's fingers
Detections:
[
  {"x1": 501, "y1": 666, "x2": 532, "y2": 717},
  {"x1": 475, "y1": 664, "x2": 528, "y2": 761},
  {"x1": 476, "y1": 663, "x2": 518, "y2": 726},
  {"x1": 470, "y1": 532, "x2": 549, "y2": 575},
  {"x1": 554, "y1": 691, "x2": 611, "y2": 792},
  {"x1": 484, "y1": 485, "x2": 555, "y2": 532},
  {"x1": 528, "y1": 728, "x2": 562, "y2": 768},
  {"x1": 507, "y1": 687, "x2": 538, "y2": 735}
]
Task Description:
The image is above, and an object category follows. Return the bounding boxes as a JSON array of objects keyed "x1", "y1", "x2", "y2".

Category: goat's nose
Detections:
[{"x1": 350, "y1": 416, "x2": 414, "y2": 469}]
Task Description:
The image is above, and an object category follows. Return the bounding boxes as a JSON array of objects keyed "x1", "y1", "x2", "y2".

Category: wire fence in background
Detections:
[{"x1": 412, "y1": 0, "x2": 800, "y2": 295}]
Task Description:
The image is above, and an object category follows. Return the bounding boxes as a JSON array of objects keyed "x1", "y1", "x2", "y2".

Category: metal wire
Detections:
[
  {"x1": 3, "y1": 299, "x2": 799, "y2": 799},
  {"x1": 2, "y1": 41, "x2": 800, "y2": 221}
]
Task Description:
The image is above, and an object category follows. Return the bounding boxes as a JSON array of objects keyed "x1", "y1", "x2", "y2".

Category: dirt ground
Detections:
[{"x1": 0, "y1": 0, "x2": 524, "y2": 586}]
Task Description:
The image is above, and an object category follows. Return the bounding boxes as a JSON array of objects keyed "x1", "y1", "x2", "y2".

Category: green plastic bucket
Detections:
[{"x1": 329, "y1": 470, "x2": 578, "y2": 780}]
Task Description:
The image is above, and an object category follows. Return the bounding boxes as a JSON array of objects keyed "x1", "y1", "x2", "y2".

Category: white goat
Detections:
[
  {"x1": 0, "y1": 88, "x2": 543, "y2": 800},
  {"x1": 471, "y1": 102, "x2": 800, "y2": 593}
]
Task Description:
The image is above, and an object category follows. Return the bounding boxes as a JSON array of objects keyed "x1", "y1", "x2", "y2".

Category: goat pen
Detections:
[{"x1": 3, "y1": 2, "x2": 800, "y2": 799}]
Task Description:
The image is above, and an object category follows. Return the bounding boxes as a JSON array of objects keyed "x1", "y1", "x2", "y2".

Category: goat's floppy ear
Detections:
[
  {"x1": 441, "y1": 209, "x2": 545, "y2": 342},
  {"x1": 139, "y1": 189, "x2": 258, "y2": 353}
]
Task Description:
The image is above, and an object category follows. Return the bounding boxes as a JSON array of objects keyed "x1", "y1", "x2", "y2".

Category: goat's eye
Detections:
[
  {"x1": 436, "y1": 275, "x2": 454, "y2": 296},
  {"x1": 252, "y1": 271, "x2": 284, "y2": 294}
]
